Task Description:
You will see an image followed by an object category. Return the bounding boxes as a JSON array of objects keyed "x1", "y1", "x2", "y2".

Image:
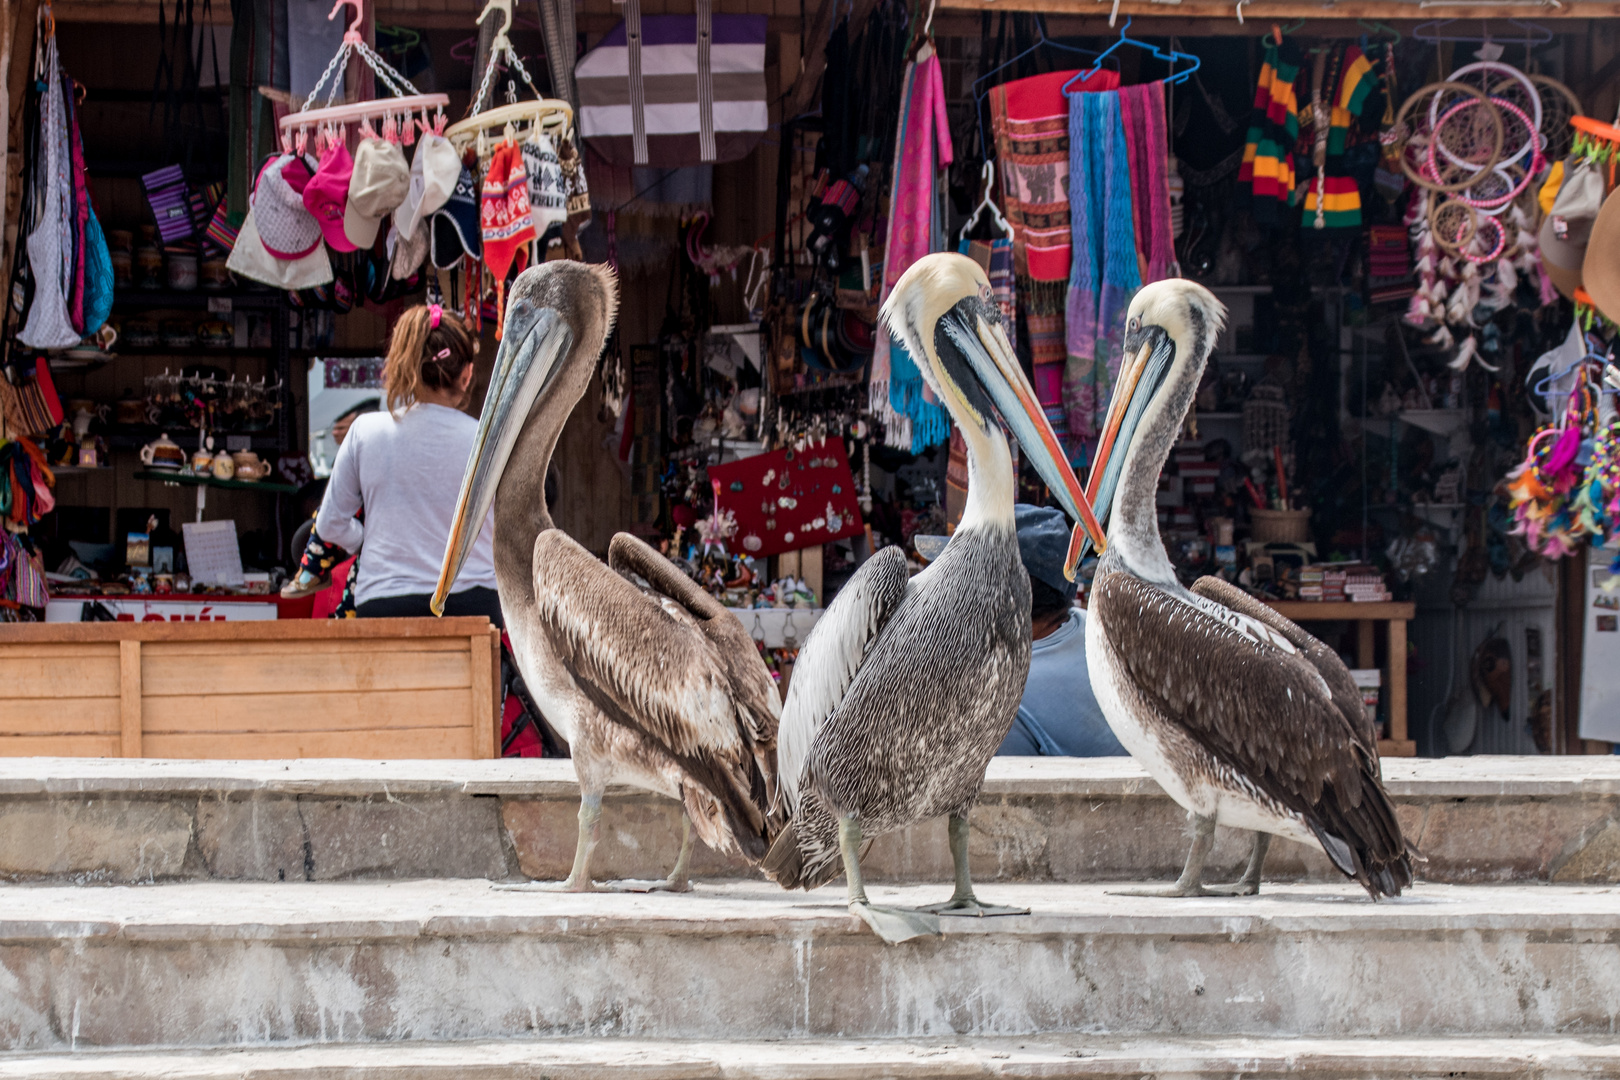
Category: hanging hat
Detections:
[
  {"x1": 388, "y1": 219, "x2": 428, "y2": 281},
  {"x1": 344, "y1": 137, "x2": 411, "y2": 250},
  {"x1": 1583, "y1": 187, "x2": 1620, "y2": 324},
  {"x1": 481, "y1": 141, "x2": 535, "y2": 284},
  {"x1": 1539, "y1": 158, "x2": 1603, "y2": 301},
  {"x1": 253, "y1": 154, "x2": 321, "y2": 260},
  {"x1": 396, "y1": 132, "x2": 459, "y2": 242},
  {"x1": 522, "y1": 134, "x2": 569, "y2": 232},
  {"x1": 430, "y1": 165, "x2": 483, "y2": 269},
  {"x1": 303, "y1": 140, "x2": 357, "y2": 253},
  {"x1": 226, "y1": 208, "x2": 334, "y2": 290}
]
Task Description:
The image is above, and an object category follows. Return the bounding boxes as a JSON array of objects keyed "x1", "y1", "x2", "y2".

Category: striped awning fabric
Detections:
[{"x1": 576, "y1": 12, "x2": 768, "y2": 167}]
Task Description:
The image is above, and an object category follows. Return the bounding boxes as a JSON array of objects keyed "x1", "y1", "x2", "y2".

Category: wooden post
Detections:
[
  {"x1": 471, "y1": 627, "x2": 496, "y2": 760},
  {"x1": 1386, "y1": 616, "x2": 1407, "y2": 749},
  {"x1": 488, "y1": 625, "x2": 503, "y2": 759},
  {"x1": 800, "y1": 545, "x2": 824, "y2": 605},
  {"x1": 118, "y1": 640, "x2": 142, "y2": 758},
  {"x1": 1357, "y1": 620, "x2": 1375, "y2": 670}
]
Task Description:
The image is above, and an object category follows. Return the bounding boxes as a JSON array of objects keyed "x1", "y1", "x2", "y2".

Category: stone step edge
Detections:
[
  {"x1": 0, "y1": 757, "x2": 1616, "y2": 799},
  {"x1": 1, "y1": 1035, "x2": 1617, "y2": 1079}
]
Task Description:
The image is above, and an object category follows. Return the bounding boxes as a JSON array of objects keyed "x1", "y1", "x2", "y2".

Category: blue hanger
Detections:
[
  {"x1": 1530, "y1": 351, "x2": 1608, "y2": 399},
  {"x1": 972, "y1": 14, "x2": 1100, "y2": 156},
  {"x1": 1061, "y1": 18, "x2": 1199, "y2": 96}
]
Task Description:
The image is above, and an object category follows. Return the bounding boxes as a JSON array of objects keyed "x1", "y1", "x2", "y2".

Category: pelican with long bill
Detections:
[{"x1": 434, "y1": 261, "x2": 782, "y2": 893}]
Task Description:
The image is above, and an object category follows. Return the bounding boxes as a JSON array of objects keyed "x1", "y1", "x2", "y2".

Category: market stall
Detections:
[{"x1": 0, "y1": 0, "x2": 1616, "y2": 759}]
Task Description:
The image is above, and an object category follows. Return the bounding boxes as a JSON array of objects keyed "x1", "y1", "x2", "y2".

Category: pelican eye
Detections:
[{"x1": 1127, "y1": 316, "x2": 1141, "y2": 333}]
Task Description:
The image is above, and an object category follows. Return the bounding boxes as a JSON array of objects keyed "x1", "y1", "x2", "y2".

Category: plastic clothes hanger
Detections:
[
  {"x1": 1064, "y1": 18, "x2": 1200, "y2": 93},
  {"x1": 1411, "y1": 19, "x2": 1552, "y2": 45},
  {"x1": 958, "y1": 161, "x2": 1012, "y2": 242},
  {"x1": 1357, "y1": 19, "x2": 1402, "y2": 44},
  {"x1": 972, "y1": 14, "x2": 1100, "y2": 156}
]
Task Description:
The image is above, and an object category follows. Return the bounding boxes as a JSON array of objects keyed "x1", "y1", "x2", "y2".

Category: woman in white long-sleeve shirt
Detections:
[{"x1": 287, "y1": 303, "x2": 501, "y2": 623}]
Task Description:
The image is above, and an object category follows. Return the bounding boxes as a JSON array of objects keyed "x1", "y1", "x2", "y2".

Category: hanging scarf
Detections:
[
  {"x1": 1302, "y1": 44, "x2": 1383, "y2": 230},
  {"x1": 1066, "y1": 90, "x2": 1140, "y2": 446},
  {"x1": 989, "y1": 67, "x2": 1119, "y2": 449},
  {"x1": 20, "y1": 37, "x2": 79, "y2": 350},
  {"x1": 1238, "y1": 41, "x2": 1302, "y2": 227},
  {"x1": 876, "y1": 48, "x2": 953, "y2": 453},
  {"x1": 1119, "y1": 80, "x2": 1176, "y2": 284}
]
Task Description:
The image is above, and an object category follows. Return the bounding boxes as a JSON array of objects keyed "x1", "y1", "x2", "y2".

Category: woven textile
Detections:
[
  {"x1": 1119, "y1": 80, "x2": 1176, "y2": 285},
  {"x1": 1066, "y1": 90, "x2": 1140, "y2": 445},
  {"x1": 20, "y1": 39, "x2": 78, "y2": 350},
  {"x1": 989, "y1": 67, "x2": 1118, "y2": 446},
  {"x1": 1301, "y1": 44, "x2": 1383, "y2": 230}
]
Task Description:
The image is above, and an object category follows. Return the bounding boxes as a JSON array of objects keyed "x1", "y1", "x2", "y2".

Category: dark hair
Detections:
[
  {"x1": 383, "y1": 305, "x2": 476, "y2": 413},
  {"x1": 1030, "y1": 575, "x2": 1072, "y2": 620}
]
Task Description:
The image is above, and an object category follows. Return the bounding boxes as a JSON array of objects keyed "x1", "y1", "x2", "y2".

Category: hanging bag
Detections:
[{"x1": 574, "y1": 2, "x2": 766, "y2": 167}]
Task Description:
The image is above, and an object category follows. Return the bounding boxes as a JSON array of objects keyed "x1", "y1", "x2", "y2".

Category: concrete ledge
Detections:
[
  {"x1": 0, "y1": 880, "x2": 1616, "y2": 1047},
  {"x1": 1, "y1": 1035, "x2": 1619, "y2": 1080},
  {"x1": 0, "y1": 758, "x2": 1618, "y2": 885}
]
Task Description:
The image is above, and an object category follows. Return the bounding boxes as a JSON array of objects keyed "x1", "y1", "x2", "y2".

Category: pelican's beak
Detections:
[
  {"x1": 1081, "y1": 324, "x2": 1177, "y2": 559},
  {"x1": 431, "y1": 300, "x2": 572, "y2": 615},
  {"x1": 936, "y1": 300, "x2": 1107, "y2": 577}
]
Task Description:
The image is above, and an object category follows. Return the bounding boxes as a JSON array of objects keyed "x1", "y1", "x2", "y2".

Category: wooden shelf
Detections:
[
  {"x1": 1266, "y1": 601, "x2": 1414, "y2": 621},
  {"x1": 134, "y1": 470, "x2": 299, "y2": 494}
]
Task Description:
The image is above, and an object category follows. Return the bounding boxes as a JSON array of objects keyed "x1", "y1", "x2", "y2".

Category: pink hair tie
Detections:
[
  {"x1": 435, "y1": 348, "x2": 452, "y2": 360},
  {"x1": 428, "y1": 304, "x2": 442, "y2": 328}
]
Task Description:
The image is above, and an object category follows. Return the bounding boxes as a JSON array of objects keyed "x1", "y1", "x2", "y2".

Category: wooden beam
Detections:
[
  {"x1": 785, "y1": 0, "x2": 838, "y2": 122},
  {"x1": 473, "y1": 626, "x2": 499, "y2": 760},
  {"x1": 938, "y1": 0, "x2": 1614, "y2": 20},
  {"x1": 118, "y1": 639, "x2": 143, "y2": 758}
]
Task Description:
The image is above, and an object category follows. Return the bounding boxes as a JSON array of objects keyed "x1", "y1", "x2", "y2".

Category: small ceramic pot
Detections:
[
  {"x1": 232, "y1": 452, "x2": 271, "y2": 481},
  {"x1": 211, "y1": 450, "x2": 236, "y2": 481},
  {"x1": 139, "y1": 433, "x2": 185, "y2": 470},
  {"x1": 200, "y1": 257, "x2": 230, "y2": 290},
  {"x1": 134, "y1": 245, "x2": 163, "y2": 290},
  {"x1": 109, "y1": 250, "x2": 132, "y2": 288},
  {"x1": 167, "y1": 252, "x2": 199, "y2": 292}
]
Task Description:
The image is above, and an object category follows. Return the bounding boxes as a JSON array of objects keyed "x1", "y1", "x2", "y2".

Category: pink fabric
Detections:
[
  {"x1": 304, "y1": 142, "x2": 357, "y2": 254},
  {"x1": 882, "y1": 53, "x2": 953, "y2": 293},
  {"x1": 1118, "y1": 80, "x2": 1176, "y2": 284}
]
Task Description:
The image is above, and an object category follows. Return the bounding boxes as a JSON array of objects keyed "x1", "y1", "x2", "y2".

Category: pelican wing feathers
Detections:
[
  {"x1": 1093, "y1": 570, "x2": 1413, "y2": 898},
  {"x1": 533, "y1": 530, "x2": 780, "y2": 859}
]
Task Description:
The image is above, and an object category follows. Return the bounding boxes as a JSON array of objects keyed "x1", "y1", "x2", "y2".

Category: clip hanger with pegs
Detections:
[
  {"x1": 1065, "y1": 18, "x2": 1199, "y2": 93},
  {"x1": 277, "y1": 0, "x2": 449, "y2": 149},
  {"x1": 445, "y1": 0, "x2": 573, "y2": 159}
]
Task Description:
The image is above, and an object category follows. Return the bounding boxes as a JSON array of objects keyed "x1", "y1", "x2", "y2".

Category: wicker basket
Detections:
[{"x1": 1250, "y1": 507, "x2": 1311, "y2": 543}]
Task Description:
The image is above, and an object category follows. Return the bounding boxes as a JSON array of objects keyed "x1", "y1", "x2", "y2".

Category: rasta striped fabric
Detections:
[{"x1": 1239, "y1": 41, "x2": 1301, "y2": 225}]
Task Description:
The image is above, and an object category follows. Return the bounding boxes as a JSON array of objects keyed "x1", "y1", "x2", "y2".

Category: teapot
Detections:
[
  {"x1": 211, "y1": 450, "x2": 237, "y2": 481},
  {"x1": 232, "y1": 451, "x2": 272, "y2": 481},
  {"x1": 139, "y1": 433, "x2": 185, "y2": 471}
]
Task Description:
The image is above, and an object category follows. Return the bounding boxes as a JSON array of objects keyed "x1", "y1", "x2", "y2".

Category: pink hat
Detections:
[
  {"x1": 303, "y1": 141, "x2": 357, "y2": 253},
  {"x1": 253, "y1": 154, "x2": 321, "y2": 260}
]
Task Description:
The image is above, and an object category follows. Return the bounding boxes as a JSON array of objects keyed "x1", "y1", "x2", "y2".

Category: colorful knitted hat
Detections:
[{"x1": 480, "y1": 140, "x2": 535, "y2": 283}]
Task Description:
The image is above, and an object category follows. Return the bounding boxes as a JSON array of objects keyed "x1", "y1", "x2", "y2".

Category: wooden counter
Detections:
[
  {"x1": 1266, "y1": 601, "x2": 1417, "y2": 758},
  {"x1": 0, "y1": 619, "x2": 502, "y2": 759}
]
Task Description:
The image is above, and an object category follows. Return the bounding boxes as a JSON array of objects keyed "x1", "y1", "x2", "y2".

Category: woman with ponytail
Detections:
[{"x1": 285, "y1": 303, "x2": 501, "y2": 622}]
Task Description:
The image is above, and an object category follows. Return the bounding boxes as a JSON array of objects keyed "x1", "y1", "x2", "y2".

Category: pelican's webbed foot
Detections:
[
  {"x1": 1202, "y1": 831, "x2": 1270, "y2": 896},
  {"x1": 916, "y1": 894, "x2": 1030, "y2": 917},
  {"x1": 1109, "y1": 882, "x2": 1213, "y2": 898},
  {"x1": 839, "y1": 816, "x2": 941, "y2": 944},
  {"x1": 851, "y1": 901, "x2": 942, "y2": 943},
  {"x1": 597, "y1": 813, "x2": 695, "y2": 893}
]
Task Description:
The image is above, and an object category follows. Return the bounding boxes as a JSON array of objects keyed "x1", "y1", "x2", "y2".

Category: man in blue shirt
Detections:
[{"x1": 998, "y1": 504, "x2": 1127, "y2": 757}]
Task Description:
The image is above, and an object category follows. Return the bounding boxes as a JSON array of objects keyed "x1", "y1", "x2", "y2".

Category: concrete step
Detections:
[
  {"x1": 0, "y1": 757, "x2": 1617, "y2": 887},
  {"x1": 0, "y1": 879, "x2": 1616, "y2": 1048},
  {"x1": 2, "y1": 1035, "x2": 1619, "y2": 1080}
]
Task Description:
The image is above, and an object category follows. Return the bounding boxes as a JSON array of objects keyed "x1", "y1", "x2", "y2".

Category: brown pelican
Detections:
[
  {"x1": 763, "y1": 253, "x2": 1107, "y2": 942},
  {"x1": 1082, "y1": 278, "x2": 1413, "y2": 899},
  {"x1": 433, "y1": 261, "x2": 780, "y2": 891}
]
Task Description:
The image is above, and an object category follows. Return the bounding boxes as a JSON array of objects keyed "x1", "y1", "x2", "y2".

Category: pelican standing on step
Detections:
[
  {"x1": 1083, "y1": 278, "x2": 1413, "y2": 899},
  {"x1": 434, "y1": 261, "x2": 780, "y2": 891},
  {"x1": 763, "y1": 253, "x2": 1108, "y2": 942}
]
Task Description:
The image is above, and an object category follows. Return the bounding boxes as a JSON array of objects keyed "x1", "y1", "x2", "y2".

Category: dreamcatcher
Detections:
[{"x1": 1394, "y1": 64, "x2": 1574, "y2": 369}]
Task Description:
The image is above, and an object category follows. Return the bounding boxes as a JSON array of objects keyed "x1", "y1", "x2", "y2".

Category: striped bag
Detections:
[{"x1": 575, "y1": 0, "x2": 767, "y2": 167}]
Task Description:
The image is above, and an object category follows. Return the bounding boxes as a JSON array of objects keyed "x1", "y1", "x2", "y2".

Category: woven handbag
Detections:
[{"x1": 575, "y1": 1, "x2": 767, "y2": 167}]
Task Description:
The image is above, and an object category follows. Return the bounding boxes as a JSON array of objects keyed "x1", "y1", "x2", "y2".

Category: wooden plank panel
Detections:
[
  {"x1": 0, "y1": 734, "x2": 122, "y2": 757},
  {"x1": 143, "y1": 727, "x2": 476, "y2": 760},
  {"x1": 144, "y1": 688, "x2": 474, "y2": 734},
  {"x1": 488, "y1": 626, "x2": 502, "y2": 759},
  {"x1": 149, "y1": 638, "x2": 471, "y2": 658},
  {"x1": 0, "y1": 698, "x2": 120, "y2": 734},
  {"x1": 0, "y1": 616, "x2": 493, "y2": 644},
  {"x1": 0, "y1": 643, "x2": 119, "y2": 659},
  {"x1": 141, "y1": 647, "x2": 472, "y2": 697},
  {"x1": 0, "y1": 656, "x2": 119, "y2": 699},
  {"x1": 120, "y1": 640, "x2": 142, "y2": 758},
  {"x1": 1266, "y1": 601, "x2": 1416, "y2": 621}
]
